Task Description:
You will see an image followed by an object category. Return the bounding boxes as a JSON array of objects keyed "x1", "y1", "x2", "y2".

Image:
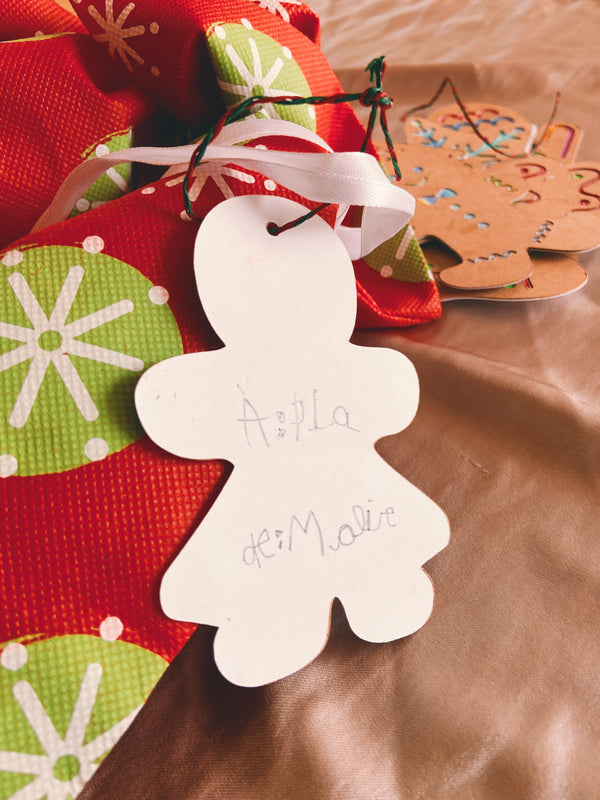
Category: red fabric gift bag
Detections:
[{"x1": 0, "y1": 2, "x2": 440, "y2": 796}]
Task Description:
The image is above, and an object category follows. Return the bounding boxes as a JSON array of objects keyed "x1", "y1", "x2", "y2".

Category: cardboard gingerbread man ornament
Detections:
[
  {"x1": 135, "y1": 194, "x2": 450, "y2": 687},
  {"x1": 405, "y1": 103, "x2": 583, "y2": 166},
  {"x1": 386, "y1": 144, "x2": 600, "y2": 291}
]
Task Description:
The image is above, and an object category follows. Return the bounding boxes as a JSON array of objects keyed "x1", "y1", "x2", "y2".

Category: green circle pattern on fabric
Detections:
[
  {"x1": 70, "y1": 129, "x2": 134, "y2": 217},
  {"x1": 0, "y1": 634, "x2": 167, "y2": 800},
  {"x1": 363, "y1": 225, "x2": 434, "y2": 283},
  {"x1": 208, "y1": 22, "x2": 316, "y2": 132},
  {"x1": 0, "y1": 245, "x2": 183, "y2": 477}
]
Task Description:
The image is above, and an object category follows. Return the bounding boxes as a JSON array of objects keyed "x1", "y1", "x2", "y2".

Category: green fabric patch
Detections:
[
  {"x1": 0, "y1": 245, "x2": 182, "y2": 476},
  {"x1": 0, "y1": 635, "x2": 167, "y2": 800},
  {"x1": 10, "y1": 33, "x2": 74, "y2": 43},
  {"x1": 70, "y1": 130, "x2": 134, "y2": 217},
  {"x1": 207, "y1": 23, "x2": 316, "y2": 132},
  {"x1": 363, "y1": 225, "x2": 434, "y2": 283}
]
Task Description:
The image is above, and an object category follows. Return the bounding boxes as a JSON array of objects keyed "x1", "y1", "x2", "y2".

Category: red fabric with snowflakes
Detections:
[
  {"x1": 0, "y1": 0, "x2": 440, "y2": 673},
  {"x1": 0, "y1": 161, "x2": 337, "y2": 662},
  {"x1": 0, "y1": 31, "x2": 178, "y2": 250},
  {"x1": 67, "y1": 0, "x2": 440, "y2": 325},
  {"x1": 71, "y1": 0, "x2": 324, "y2": 126}
]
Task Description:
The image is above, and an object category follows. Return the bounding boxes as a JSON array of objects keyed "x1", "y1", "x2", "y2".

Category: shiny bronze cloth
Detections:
[{"x1": 80, "y1": 17, "x2": 600, "y2": 800}]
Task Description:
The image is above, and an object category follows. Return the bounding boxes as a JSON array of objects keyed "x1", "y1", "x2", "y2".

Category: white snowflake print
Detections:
[
  {"x1": 0, "y1": 663, "x2": 140, "y2": 800},
  {"x1": 249, "y1": 0, "x2": 302, "y2": 24},
  {"x1": 218, "y1": 36, "x2": 299, "y2": 120},
  {"x1": 87, "y1": 1, "x2": 157, "y2": 71},
  {"x1": 0, "y1": 266, "x2": 143, "y2": 429},
  {"x1": 165, "y1": 164, "x2": 256, "y2": 207},
  {"x1": 74, "y1": 141, "x2": 131, "y2": 215}
]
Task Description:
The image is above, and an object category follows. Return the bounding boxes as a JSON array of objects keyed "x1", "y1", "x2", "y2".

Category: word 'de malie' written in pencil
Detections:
[{"x1": 242, "y1": 501, "x2": 397, "y2": 569}]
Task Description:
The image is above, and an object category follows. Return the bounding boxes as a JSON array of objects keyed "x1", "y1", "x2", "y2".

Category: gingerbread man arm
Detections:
[
  {"x1": 135, "y1": 350, "x2": 237, "y2": 462},
  {"x1": 346, "y1": 343, "x2": 420, "y2": 444}
]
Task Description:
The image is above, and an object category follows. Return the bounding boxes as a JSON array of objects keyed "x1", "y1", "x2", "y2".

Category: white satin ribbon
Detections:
[{"x1": 32, "y1": 119, "x2": 414, "y2": 260}]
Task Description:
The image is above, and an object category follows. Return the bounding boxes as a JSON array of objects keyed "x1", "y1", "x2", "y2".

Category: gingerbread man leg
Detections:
[
  {"x1": 213, "y1": 592, "x2": 333, "y2": 687},
  {"x1": 334, "y1": 468, "x2": 449, "y2": 644},
  {"x1": 339, "y1": 567, "x2": 436, "y2": 644}
]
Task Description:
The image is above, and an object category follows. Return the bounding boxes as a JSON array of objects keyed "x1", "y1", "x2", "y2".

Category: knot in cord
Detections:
[
  {"x1": 359, "y1": 86, "x2": 393, "y2": 109},
  {"x1": 358, "y1": 57, "x2": 401, "y2": 179},
  {"x1": 182, "y1": 55, "x2": 403, "y2": 220}
]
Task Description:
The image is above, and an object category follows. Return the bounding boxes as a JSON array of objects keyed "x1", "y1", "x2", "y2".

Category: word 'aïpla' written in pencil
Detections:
[{"x1": 236, "y1": 386, "x2": 359, "y2": 446}]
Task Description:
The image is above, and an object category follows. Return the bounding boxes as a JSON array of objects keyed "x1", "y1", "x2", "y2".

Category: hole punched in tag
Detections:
[{"x1": 266, "y1": 203, "x2": 330, "y2": 236}]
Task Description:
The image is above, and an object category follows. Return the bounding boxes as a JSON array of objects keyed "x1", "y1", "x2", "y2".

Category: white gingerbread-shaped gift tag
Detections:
[{"x1": 135, "y1": 195, "x2": 450, "y2": 687}]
